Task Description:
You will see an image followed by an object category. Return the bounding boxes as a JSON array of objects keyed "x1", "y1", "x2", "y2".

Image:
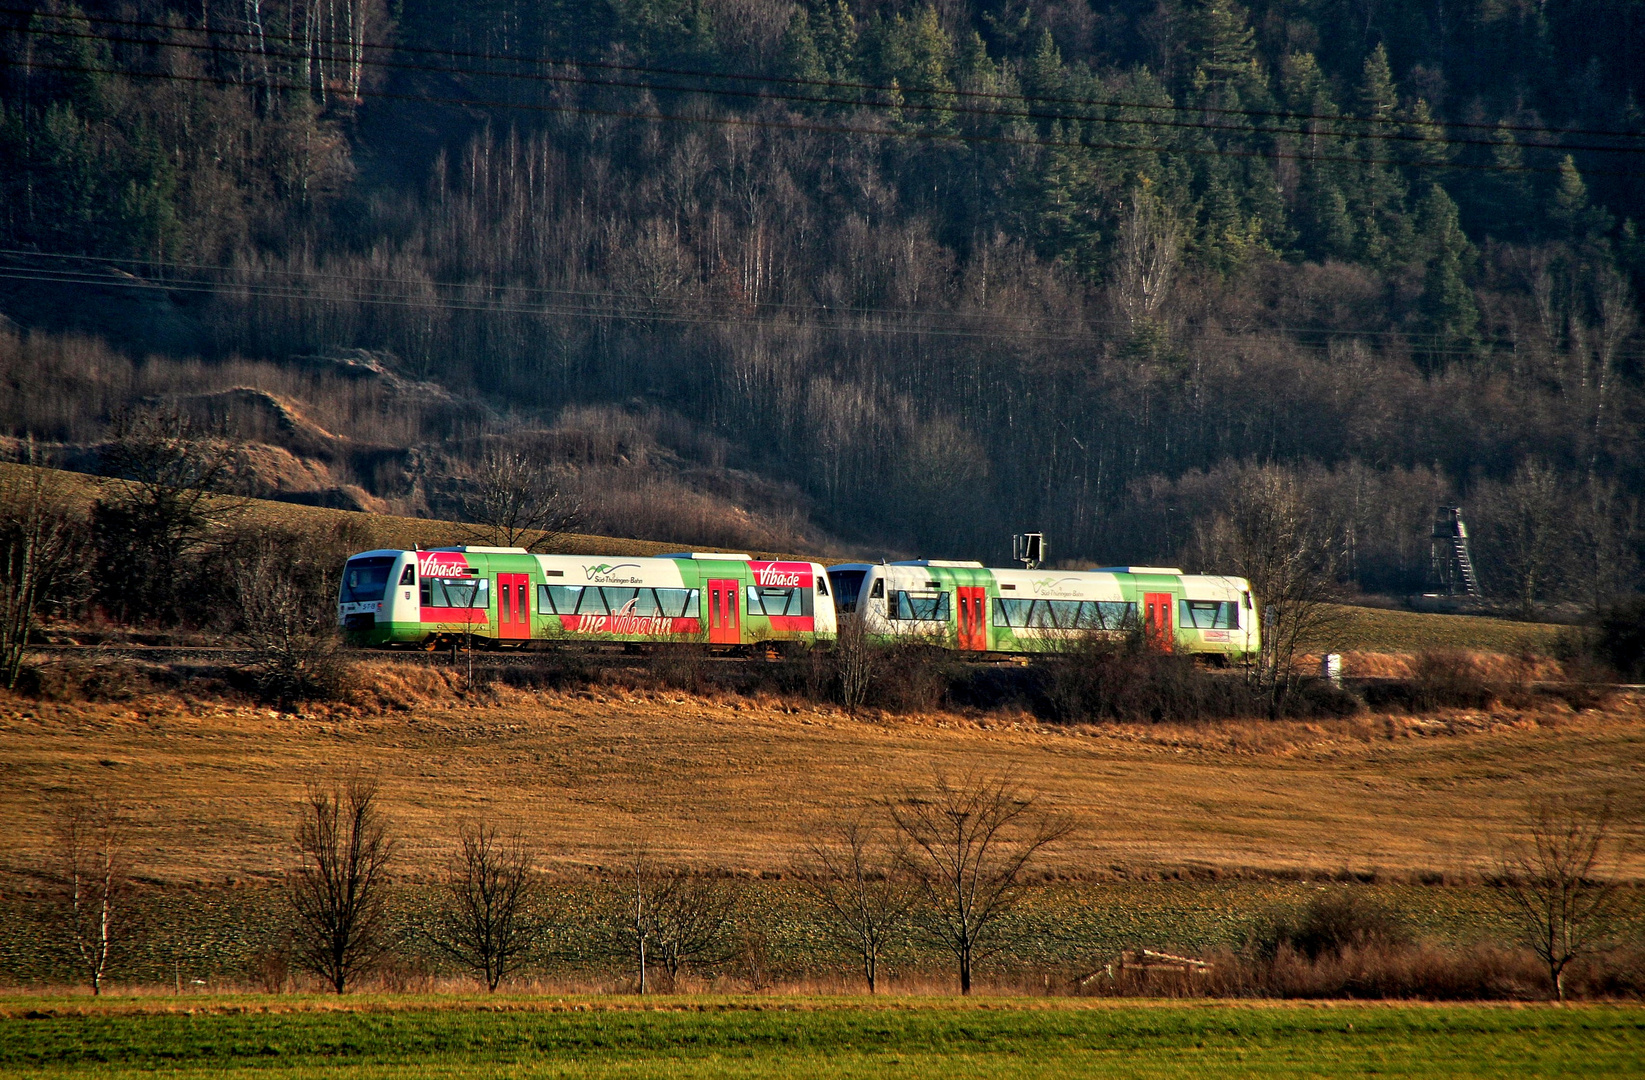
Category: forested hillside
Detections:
[{"x1": 2, "y1": 1, "x2": 1643, "y2": 604}]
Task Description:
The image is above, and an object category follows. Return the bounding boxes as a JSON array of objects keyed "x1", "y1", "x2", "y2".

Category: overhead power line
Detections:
[
  {"x1": 7, "y1": 5, "x2": 1643, "y2": 146},
  {"x1": 13, "y1": 55, "x2": 1640, "y2": 180},
  {"x1": 2, "y1": 251, "x2": 1625, "y2": 363},
  {"x1": 10, "y1": 15, "x2": 1645, "y2": 158}
]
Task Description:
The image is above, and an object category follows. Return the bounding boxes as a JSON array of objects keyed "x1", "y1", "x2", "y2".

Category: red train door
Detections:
[
  {"x1": 497, "y1": 573, "x2": 531, "y2": 641},
  {"x1": 956, "y1": 586, "x2": 988, "y2": 651},
  {"x1": 1144, "y1": 592, "x2": 1173, "y2": 652},
  {"x1": 708, "y1": 579, "x2": 741, "y2": 645}
]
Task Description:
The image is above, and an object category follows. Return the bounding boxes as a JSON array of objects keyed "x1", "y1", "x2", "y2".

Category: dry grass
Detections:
[
  {"x1": 1, "y1": 667, "x2": 1641, "y2": 884},
  {"x1": 0, "y1": 460, "x2": 819, "y2": 561}
]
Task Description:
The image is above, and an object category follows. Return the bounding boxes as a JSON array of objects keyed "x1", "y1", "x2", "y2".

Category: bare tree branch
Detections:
[
  {"x1": 288, "y1": 774, "x2": 397, "y2": 993},
  {"x1": 794, "y1": 812, "x2": 915, "y2": 993},
  {"x1": 427, "y1": 821, "x2": 543, "y2": 991},
  {"x1": 1496, "y1": 796, "x2": 1629, "y2": 1001},
  {"x1": 888, "y1": 771, "x2": 1072, "y2": 995},
  {"x1": 461, "y1": 445, "x2": 582, "y2": 552}
]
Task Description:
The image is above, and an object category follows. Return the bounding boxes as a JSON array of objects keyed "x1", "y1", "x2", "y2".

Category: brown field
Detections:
[{"x1": 2, "y1": 668, "x2": 1641, "y2": 884}]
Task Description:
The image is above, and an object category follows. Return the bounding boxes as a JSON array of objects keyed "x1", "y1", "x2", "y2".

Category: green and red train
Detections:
[{"x1": 338, "y1": 547, "x2": 1259, "y2": 661}]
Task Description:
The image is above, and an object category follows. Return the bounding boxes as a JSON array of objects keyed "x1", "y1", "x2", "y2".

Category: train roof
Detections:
[{"x1": 1090, "y1": 565, "x2": 1185, "y2": 574}]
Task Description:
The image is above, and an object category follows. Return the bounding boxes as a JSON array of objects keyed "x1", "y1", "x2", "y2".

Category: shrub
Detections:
[
  {"x1": 1595, "y1": 597, "x2": 1645, "y2": 680},
  {"x1": 1362, "y1": 650, "x2": 1496, "y2": 712},
  {"x1": 1249, "y1": 890, "x2": 1409, "y2": 962},
  {"x1": 1037, "y1": 636, "x2": 1265, "y2": 723}
]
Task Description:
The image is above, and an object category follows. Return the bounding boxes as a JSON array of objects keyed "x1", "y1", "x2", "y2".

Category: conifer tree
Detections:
[
  {"x1": 1349, "y1": 44, "x2": 1409, "y2": 266},
  {"x1": 1550, "y1": 155, "x2": 1614, "y2": 243},
  {"x1": 1414, "y1": 184, "x2": 1480, "y2": 361}
]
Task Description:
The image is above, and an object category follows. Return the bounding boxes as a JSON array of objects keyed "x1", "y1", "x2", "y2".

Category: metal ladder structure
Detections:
[{"x1": 1428, "y1": 506, "x2": 1481, "y2": 598}]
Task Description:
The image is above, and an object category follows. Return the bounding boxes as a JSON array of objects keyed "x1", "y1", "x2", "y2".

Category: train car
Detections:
[
  {"x1": 338, "y1": 547, "x2": 837, "y2": 649},
  {"x1": 825, "y1": 561, "x2": 1258, "y2": 662}
]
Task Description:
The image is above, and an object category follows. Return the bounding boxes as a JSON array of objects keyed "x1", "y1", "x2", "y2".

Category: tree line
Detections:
[
  {"x1": 26, "y1": 772, "x2": 1638, "y2": 1002},
  {"x1": 0, "y1": 2, "x2": 1642, "y2": 603}
]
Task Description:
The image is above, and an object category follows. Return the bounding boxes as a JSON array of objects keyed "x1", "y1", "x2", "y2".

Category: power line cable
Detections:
[
  {"x1": 2, "y1": 256, "x2": 1625, "y2": 362},
  {"x1": 13, "y1": 55, "x2": 1639, "y2": 179},
  {"x1": 11, "y1": 16, "x2": 1645, "y2": 158},
  {"x1": 9, "y1": 5, "x2": 1643, "y2": 145},
  {"x1": 0, "y1": 246, "x2": 1569, "y2": 347}
]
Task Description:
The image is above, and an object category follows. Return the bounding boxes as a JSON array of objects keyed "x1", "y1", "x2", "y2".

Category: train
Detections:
[{"x1": 338, "y1": 546, "x2": 1259, "y2": 661}]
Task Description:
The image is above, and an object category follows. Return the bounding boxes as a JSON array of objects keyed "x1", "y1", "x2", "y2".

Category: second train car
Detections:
[{"x1": 824, "y1": 561, "x2": 1259, "y2": 661}]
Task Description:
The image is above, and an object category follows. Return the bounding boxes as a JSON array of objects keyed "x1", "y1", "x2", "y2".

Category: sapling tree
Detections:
[
  {"x1": 889, "y1": 772, "x2": 1071, "y2": 995},
  {"x1": 428, "y1": 821, "x2": 543, "y2": 991},
  {"x1": 289, "y1": 775, "x2": 398, "y2": 993},
  {"x1": 43, "y1": 790, "x2": 135, "y2": 995},
  {"x1": 1497, "y1": 796, "x2": 1629, "y2": 1001},
  {"x1": 795, "y1": 812, "x2": 914, "y2": 993}
]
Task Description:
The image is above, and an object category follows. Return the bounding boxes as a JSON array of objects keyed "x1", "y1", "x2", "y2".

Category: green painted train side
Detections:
[{"x1": 825, "y1": 562, "x2": 1259, "y2": 661}]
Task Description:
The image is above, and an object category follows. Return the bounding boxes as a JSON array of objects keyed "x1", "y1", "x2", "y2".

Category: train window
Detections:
[
  {"x1": 891, "y1": 591, "x2": 949, "y2": 621},
  {"x1": 654, "y1": 588, "x2": 700, "y2": 619},
  {"x1": 869, "y1": 579, "x2": 884, "y2": 598},
  {"x1": 340, "y1": 556, "x2": 394, "y2": 603},
  {"x1": 827, "y1": 570, "x2": 864, "y2": 614},
  {"x1": 422, "y1": 577, "x2": 489, "y2": 608},
  {"x1": 816, "y1": 577, "x2": 828, "y2": 596},
  {"x1": 1180, "y1": 600, "x2": 1239, "y2": 629},
  {"x1": 540, "y1": 585, "x2": 585, "y2": 613},
  {"x1": 1087, "y1": 601, "x2": 1137, "y2": 629},
  {"x1": 576, "y1": 588, "x2": 609, "y2": 616},
  {"x1": 398, "y1": 565, "x2": 416, "y2": 586},
  {"x1": 994, "y1": 599, "x2": 1135, "y2": 629},
  {"x1": 748, "y1": 586, "x2": 810, "y2": 617},
  {"x1": 600, "y1": 587, "x2": 639, "y2": 614},
  {"x1": 1026, "y1": 601, "x2": 1060, "y2": 628}
]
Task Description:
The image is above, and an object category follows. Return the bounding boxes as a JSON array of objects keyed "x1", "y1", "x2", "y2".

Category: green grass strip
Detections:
[{"x1": 2, "y1": 997, "x2": 1642, "y2": 1078}]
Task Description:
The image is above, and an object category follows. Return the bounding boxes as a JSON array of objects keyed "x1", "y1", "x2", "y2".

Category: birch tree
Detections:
[{"x1": 44, "y1": 791, "x2": 135, "y2": 995}]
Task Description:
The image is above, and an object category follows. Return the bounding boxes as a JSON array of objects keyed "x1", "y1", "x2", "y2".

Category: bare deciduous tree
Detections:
[
  {"x1": 1194, "y1": 464, "x2": 1344, "y2": 711},
  {"x1": 42, "y1": 791, "x2": 134, "y2": 995},
  {"x1": 93, "y1": 408, "x2": 244, "y2": 624},
  {"x1": 794, "y1": 813, "x2": 914, "y2": 993},
  {"x1": 0, "y1": 461, "x2": 82, "y2": 689},
  {"x1": 289, "y1": 775, "x2": 397, "y2": 994},
  {"x1": 889, "y1": 772, "x2": 1072, "y2": 995},
  {"x1": 616, "y1": 849, "x2": 738, "y2": 993},
  {"x1": 228, "y1": 529, "x2": 349, "y2": 710},
  {"x1": 832, "y1": 612, "x2": 881, "y2": 718},
  {"x1": 1472, "y1": 458, "x2": 1570, "y2": 615},
  {"x1": 1111, "y1": 183, "x2": 1182, "y2": 344},
  {"x1": 1497, "y1": 797, "x2": 1630, "y2": 1001},
  {"x1": 462, "y1": 445, "x2": 582, "y2": 552},
  {"x1": 428, "y1": 821, "x2": 542, "y2": 991}
]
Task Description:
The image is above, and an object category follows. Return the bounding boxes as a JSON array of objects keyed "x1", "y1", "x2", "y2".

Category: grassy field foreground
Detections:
[{"x1": 1, "y1": 995, "x2": 1641, "y2": 1079}]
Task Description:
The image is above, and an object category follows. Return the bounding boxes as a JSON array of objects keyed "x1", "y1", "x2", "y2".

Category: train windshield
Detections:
[
  {"x1": 340, "y1": 556, "x2": 395, "y2": 603},
  {"x1": 827, "y1": 569, "x2": 865, "y2": 614}
]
